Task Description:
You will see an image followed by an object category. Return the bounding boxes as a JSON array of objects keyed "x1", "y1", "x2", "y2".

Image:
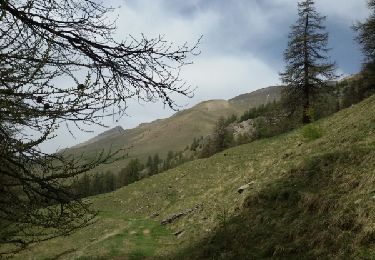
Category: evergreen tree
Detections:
[
  {"x1": 81, "y1": 174, "x2": 91, "y2": 197},
  {"x1": 280, "y1": 0, "x2": 336, "y2": 124},
  {"x1": 126, "y1": 159, "x2": 141, "y2": 185},
  {"x1": 354, "y1": 0, "x2": 375, "y2": 65},
  {"x1": 190, "y1": 138, "x2": 199, "y2": 151},
  {"x1": 151, "y1": 154, "x2": 160, "y2": 175},
  {"x1": 212, "y1": 117, "x2": 233, "y2": 152},
  {"x1": 162, "y1": 151, "x2": 175, "y2": 171},
  {"x1": 146, "y1": 156, "x2": 153, "y2": 172},
  {"x1": 199, "y1": 137, "x2": 215, "y2": 159},
  {"x1": 353, "y1": 0, "x2": 375, "y2": 99},
  {"x1": 92, "y1": 173, "x2": 104, "y2": 195},
  {"x1": 104, "y1": 171, "x2": 115, "y2": 192},
  {"x1": 118, "y1": 159, "x2": 141, "y2": 186}
]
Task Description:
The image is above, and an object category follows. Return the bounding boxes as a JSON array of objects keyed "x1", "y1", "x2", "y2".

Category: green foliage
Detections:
[
  {"x1": 224, "y1": 114, "x2": 238, "y2": 125},
  {"x1": 213, "y1": 116, "x2": 234, "y2": 152},
  {"x1": 151, "y1": 154, "x2": 160, "y2": 175},
  {"x1": 236, "y1": 133, "x2": 252, "y2": 145},
  {"x1": 198, "y1": 137, "x2": 216, "y2": 159},
  {"x1": 119, "y1": 159, "x2": 142, "y2": 186},
  {"x1": 354, "y1": 0, "x2": 375, "y2": 64},
  {"x1": 190, "y1": 138, "x2": 200, "y2": 151},
  {"x1": 239, "y1": 101, "x2": 278, "y2": 122},
  {"x1": 92, "y1": 174, "x2": 102, "y2": 194},
  {"x1": 199, "y1": 115, "x2": 236, "y2": 158},
  {"x1": 340, "y1": 70, "x2": 375, "y2": 108},
  {"x1": 253, "y1": 116, "x2": 298, "y2": 139},
  {"x1": 104, "y1": 171, "x2": 116, "y2": 192},
  {"x1": 301, "y1": 124, "x2": 323, "y2": 141},
  {"x1": 162, "y1": 151, "x2": 175, "y2": 171}
]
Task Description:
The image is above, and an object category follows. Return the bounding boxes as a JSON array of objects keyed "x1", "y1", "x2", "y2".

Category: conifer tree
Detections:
[
  {"x1": 152, "y1": 154, "x2": 160, "y2": 175},
  {"x1": 104, "y1": 171, "x2": 115, "y2": 192},
  {"x1": 280, "y1": 0, "x2": 336, "y2": 124},
  {"x1": 121, "y1": 159, "x2": 140, "y2": 186},
  {"x1": 354, "y1": 0, "x2": 375, "y2": 97},
  {"x1": 355, "y1": 0, "x2": 375, "y2": 65}
]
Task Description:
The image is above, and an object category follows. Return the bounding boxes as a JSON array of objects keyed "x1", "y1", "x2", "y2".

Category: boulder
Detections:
[{"x1": 238, "y1": 181, "x2": 255, "y2": 194}]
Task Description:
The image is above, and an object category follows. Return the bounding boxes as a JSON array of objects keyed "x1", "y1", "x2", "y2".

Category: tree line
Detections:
[{"x1": 70, "y1": 150, "x2": 194, "y2": 198}]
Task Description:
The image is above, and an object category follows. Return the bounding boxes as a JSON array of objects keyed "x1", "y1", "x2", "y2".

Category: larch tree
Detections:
[
  {"x1": 354, "y1": 0, "x2": 375, "y2": 98},
  {"x1": 0, "y1": 0, "x2": 199, "y2": 254},
  {"x1": 355, "y1": 0, "x2": 375, "y2": 65},
  {"x1": 280, "y1": 0, "x2": 336, "y2": 124}
]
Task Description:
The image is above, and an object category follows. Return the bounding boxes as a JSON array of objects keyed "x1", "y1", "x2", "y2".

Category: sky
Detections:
[{"x1": 42, "y1": 0, "x2": 370, "y2": 153}]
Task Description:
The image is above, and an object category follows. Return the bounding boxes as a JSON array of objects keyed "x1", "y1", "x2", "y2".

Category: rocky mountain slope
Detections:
[{"x1": 63, "y1": 86, "x2": 281, "y2": 172}]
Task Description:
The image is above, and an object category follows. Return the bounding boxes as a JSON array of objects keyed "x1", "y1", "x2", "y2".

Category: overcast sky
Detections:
[{"x1": 42, "y1": 0, "x2": 370, "y2": 153}]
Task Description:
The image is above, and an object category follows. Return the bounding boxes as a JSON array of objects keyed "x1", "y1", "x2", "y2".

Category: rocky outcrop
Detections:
[
  {"x1": 161, "y1": 203, "x2": 203, "y2": 225},
  {"x1": 230, "y1": 119, "x2": 257, "y2": 139},
  {"x1": 238, "y1": 181, "x2": 256, "y2": 194}
]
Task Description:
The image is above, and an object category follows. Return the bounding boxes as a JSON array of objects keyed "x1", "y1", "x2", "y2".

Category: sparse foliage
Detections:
[
  {"x1": 280, "y1": 0, "x2": 336, "y2": 124},
  {"x1": 354, "y1": 0, "x2": 375, "y2": 65},
  {"x1": 352, "y1": 0, "x2": 375, "y2": 99},
  {"x1": 0, "y1": 0, "x2": 199, "y2": 254}
]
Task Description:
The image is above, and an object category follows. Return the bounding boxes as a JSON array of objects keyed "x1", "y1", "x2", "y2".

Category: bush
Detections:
[{"x1": 302, "y1": 125, "x2": 323, "y2": 141}]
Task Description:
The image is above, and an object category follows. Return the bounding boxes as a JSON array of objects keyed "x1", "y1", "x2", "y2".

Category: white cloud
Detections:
[
  {"x1": 181, "y1": 54, "x2": 279, "y2": 101},
  {"x1": 316, "y1": 0, "x2": 370, "y2": 25}
]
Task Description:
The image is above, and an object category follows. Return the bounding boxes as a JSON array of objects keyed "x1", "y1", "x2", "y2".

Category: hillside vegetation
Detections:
[
  {"x1": 62, "y1": 86, "x2": 280, "y2": 173},
  {"x1": 15, "y1": 94, "x2": 375, "y2": 259}
]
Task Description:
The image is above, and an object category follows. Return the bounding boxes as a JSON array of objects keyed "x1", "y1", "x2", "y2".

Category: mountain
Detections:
[
  {"x1": 63, "y1": 85, "x2": 281, "y2": 172},
  {"x1": 16, "y1": 94, "x2": 375, "y2": 259},
  {"x1": 71, "y1": 126, "x2": 125, "y2": 149}
]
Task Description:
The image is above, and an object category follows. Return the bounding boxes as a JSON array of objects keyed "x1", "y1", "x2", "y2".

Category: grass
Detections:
[
  {"x1": 74, "y1": 217, "x2": 169, "y2": 259},
  {"x1": 301, "y1": 124, "x2": 323, "y2": 141},
  {"x1": 10, "y1": 95, "x2": 375, "y2": 259}
]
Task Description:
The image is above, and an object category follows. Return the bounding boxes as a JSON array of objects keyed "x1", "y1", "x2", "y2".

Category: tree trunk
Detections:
[{"x1": 303, "y1": 13, "x2": 311, "y2": 124}]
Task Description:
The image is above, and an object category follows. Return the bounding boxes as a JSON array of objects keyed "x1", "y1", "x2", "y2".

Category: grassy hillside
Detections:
[
  {"x1": 15, "y1": 94, "x2": 374, "y2": 259},
  {"x1": 62, "y1": 86, "x2": 280, "y2": 173}
]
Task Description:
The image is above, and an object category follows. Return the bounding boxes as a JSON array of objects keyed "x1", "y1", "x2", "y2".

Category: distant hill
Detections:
[
  {"x1": 71, "y1": 126, "x2": 125, "y2": 149},
  {"x1": 63, "y1": 85, "x2": 281, "y2": 172}
]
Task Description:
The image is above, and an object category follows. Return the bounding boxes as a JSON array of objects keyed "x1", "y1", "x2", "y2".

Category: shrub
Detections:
[{"x1": 302, "y1": 125, "x2": 323, "y2": 141}]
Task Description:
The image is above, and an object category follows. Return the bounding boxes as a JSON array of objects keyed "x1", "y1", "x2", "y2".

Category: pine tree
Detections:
[
  {"x1": 280, "y1": 0, "x2": 336, "y2": 124},
  {"x1": 146, "y1": 156, "x2": 153, "y2": 171},
  {"x1": 212, "y1": 117, "x2": 233, "y2": 152},
  {"x1": 355, "y1": 0, "x2": 375, "y2": 65},
  {"x1": 81, "y1": 174, "x2": 91, "y2": 197},
  {"x1": 92, "y1": 173, "x2": 104, "y2": 195},
  {"x1": 104, "y1": 171, "x2": 115, "y2": 192},
  {"x1": 162, "y1": 151, "x2": 175, "y2": 171},
  {"x1": 353, "y1": 0, "x2": 375, "y2": 99},
  {"x1": 128, "y1": 159, "x2": 141, "y2": 184},
  {"x1": 151, "y1": 154, "x2": 160, "y2": 175}
]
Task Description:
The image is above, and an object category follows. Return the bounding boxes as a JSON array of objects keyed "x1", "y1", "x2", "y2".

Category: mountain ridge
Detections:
[{"x1": 63, "y1": 85, "x2": 281, "y2": 173}]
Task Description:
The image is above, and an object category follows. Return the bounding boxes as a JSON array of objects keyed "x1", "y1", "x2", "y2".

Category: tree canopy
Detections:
[
  {"x1": 355, "y1": 0, "x2": 375, "y2": 66},
  {"x1": 0, "y1": 0, "x2": 199, "y2": 254}
]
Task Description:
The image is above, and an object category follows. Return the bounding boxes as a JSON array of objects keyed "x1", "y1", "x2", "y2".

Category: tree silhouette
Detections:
[
  {"x1": 0, "y1": 0, "x2": 199, "y2": 254},
  {"x1": 280, "y1": 0, "x2": 335, "y2": 124}
]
